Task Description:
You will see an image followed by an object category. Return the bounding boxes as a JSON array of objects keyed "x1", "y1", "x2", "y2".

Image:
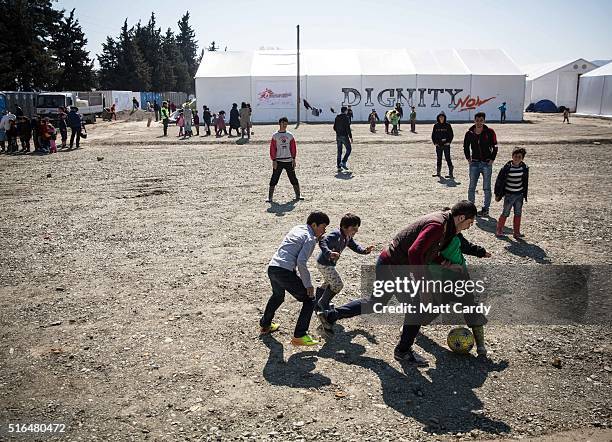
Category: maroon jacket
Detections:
[{"x1": 379, "y1": 211, "x2": 456, "y2": 266}]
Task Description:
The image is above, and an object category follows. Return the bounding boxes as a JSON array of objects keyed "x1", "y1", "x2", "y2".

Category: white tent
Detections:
[
  {"x1": 524, "y1": 59, "x2": 597, "y2": 111},
  {"x1": 195, "y1": 49, "x2": 525, "y2": 122},
  {"x1": 576, "y1": 62, "x2": 612, "y2": 118}
]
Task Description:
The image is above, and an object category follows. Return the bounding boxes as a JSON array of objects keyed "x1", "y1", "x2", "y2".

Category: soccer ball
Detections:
[{"x1": 447, "y1": 327, "x2": 475, "y2": 354}]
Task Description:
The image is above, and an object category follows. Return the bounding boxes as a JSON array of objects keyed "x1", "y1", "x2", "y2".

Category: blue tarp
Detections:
[
  {"x1": 533, "y1": 99, "x2": 558, "y2": 113},
  {"x1": 139, "y1": 92, "x2": 164, "y2": 110}
]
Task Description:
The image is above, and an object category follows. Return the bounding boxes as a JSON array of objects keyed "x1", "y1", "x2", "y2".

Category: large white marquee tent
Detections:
[
  {"x1": 523, "y1": 58, "x2": 597, "y2": 111},
  {"x1": 576, "y1": 62, "x2": 612, "y2": 118},
  {"x1": 195, "y1": 49, "x2": 525, "y2": 123}
]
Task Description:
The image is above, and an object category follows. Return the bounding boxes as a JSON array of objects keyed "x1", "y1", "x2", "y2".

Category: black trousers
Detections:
[
  {"x1": 270, "y1": 161, "x2": 298, "y2": 186},
  {"x1": 260, "y1": 266, "x2": 315, "y2": 338},
  {"x1": 162, "y1": 119, "x2": 169, "y2": 136},
  {"x1": 69, "y1": 127, "x2": 80, "y2": 148},
  {"x1": 435, "y1": 144, "x2": 453, "y2": 174}
]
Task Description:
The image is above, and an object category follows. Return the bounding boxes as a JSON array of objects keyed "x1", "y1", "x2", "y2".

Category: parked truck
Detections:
[{"x1": 36, "y1": 91, "x2": 103, "y2": 124}]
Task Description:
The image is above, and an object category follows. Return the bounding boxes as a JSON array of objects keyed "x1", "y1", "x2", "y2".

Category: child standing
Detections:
[
  {"x1": 390, "y1": 110, "x2": 400, "y2": 135},
  {"x1": 30, "y1": 117, "x2": 41, "y2": 152},
  {"x1": 193, "y1": 110, "x2": 200, "y2": 136},
  {"x1": 177, "y1": 110, "x2": 185, "y2": 137},
  {"x1": 58, "y1": 113, "x2": 68, "y2": 148},
  {"x1": 316, "y1": 213, "x2": 374, "y2": 319},
  {"x1": 495, "y1": 147, "x2": 529, "y2": 239},
  {"x1": 6, "y1": 119, "x2": 19, "y2": 154},
  {"x1": 259, "y1": 211, "x2": 330, "y2": 346},
  {"x1": 49, "y1": 121, "x2": 58, "y2": 154},
  {"x1": 267, "y1": 117, "x2": 302, "y2": 203},
  {"x1": 563, "y1": 108, "x2": 570, "y2": 124},
  {"x1": 17, "y1": 116, "x2": 31, "y2": 153},
  {"x1": 410, "y1": 106, "x2": 417, "y2": 133},
  {"x1": 216, "y1": 111, "x2": 227, "y2": 137},
  {"x1": 384, "y1": 110, "x2": 391, "y2": 134},
  {"x1": 368, "y1": 109, "x2": 379, "y2": 133}
]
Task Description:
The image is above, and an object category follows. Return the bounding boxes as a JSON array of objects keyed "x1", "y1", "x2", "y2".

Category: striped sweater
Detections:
[{"x1": 494, "y1": 161, "x2": 529, "y2": 201}]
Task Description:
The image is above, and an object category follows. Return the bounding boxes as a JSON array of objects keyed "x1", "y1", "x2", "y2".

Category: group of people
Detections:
[
  {"x1": 156, "y1": 101, "x2": 253, "y2": 140},
  {"x1": 260, "y1": 110, "x2": 530, "y2": 361},
  {"x1": 0, "y1": 106, "x2": 85, "y2": 155},
  {"x1": 366, "y1": 103, "x2": 418, "y2": 135}
]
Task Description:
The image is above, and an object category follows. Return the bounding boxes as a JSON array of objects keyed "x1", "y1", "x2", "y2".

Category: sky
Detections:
[{"x1": 57, "y1": 0, "x2": 612, "y2": 68}]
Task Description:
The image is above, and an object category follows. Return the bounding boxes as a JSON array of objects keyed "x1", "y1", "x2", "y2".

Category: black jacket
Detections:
[
  {"x1": 463, "y1": 124, "x2": 498, "y2": 161},
  {"x1": 431, "y1": 113, "x2": 454, "y2": 146},
  {"x1": 229, "y1": 108, "x2": 240, "y2": 128},
  {"x1": 333, "y1": 113, "x2": 352, "y2": 138},
  {"x1": 458, "y1": 233, "x2": 487, "y2": 257},
  {"x1": 494, "y1": 161, "x2": 529, "y2": 201}
]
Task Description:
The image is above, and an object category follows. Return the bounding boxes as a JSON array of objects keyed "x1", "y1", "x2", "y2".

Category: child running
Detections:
[
  {"x1": 495, "y1": 147, "x2": 529, "y2": 239},
  {"x1": 315, "y1": 213, "x2": 374, "y2": 318},
  {"x1": 259, "y1": 211, "x2": 330, "y2": 346}
]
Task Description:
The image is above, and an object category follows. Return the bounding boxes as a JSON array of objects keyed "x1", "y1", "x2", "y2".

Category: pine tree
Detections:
[
  {"x1": 134, "y1": 13, "x2": 164, "y2": 91},
  {"x1": 98, "y1": 36, "x2": 120, "y2": 90},
  {"x1": 51, "y1": 9, "x2": 95, "y2": 90},
  {"x1": 176, "y1": 12, "x2": 197, "y2": 93},
  {"x1": 0, "y1": 0, "x2": 63, "y2": 90}
]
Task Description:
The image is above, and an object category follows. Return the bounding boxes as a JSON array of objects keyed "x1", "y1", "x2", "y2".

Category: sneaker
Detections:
[
  {"x1": 445, "y1": 174, "x2": 454, "y2": 179},
  {"x1": 393, "y1": 348, "x2": 428, "y2": 366},
  {"x1": 260, "y1": 322, "x2": 280, "y2": 335},
  {"x1": 316, "y1": 310, "x2": 334, "y2": 332},
  {"x1": 337, "y1": 167, "x2": 342, "y2": 173},
  {"x1": 432, "y1": 172, "x2": 441, "y2": 177},
  {"x1": 290, "y1": 334, "x2": 319, "y2": 346},
  {"x1": 478, "y1": 208, "x2": 489, "y2": 217},
  {"x1": 341, "y1": 162, "x2": 349, "y2": 170}
]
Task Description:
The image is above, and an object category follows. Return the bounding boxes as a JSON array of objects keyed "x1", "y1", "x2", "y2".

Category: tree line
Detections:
[{"x1": 0, "y1": 0, "x2": 207, "y2": 94}]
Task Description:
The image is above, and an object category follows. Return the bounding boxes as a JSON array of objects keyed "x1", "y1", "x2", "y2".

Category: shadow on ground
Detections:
[{"x1": 262, "y1": 325, "x2": 511, "y2": 436}]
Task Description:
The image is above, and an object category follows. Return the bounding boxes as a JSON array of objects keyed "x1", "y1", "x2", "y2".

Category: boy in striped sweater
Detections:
[{"x1": 494, "y1": 147, "x2": 529, "y2": 239}]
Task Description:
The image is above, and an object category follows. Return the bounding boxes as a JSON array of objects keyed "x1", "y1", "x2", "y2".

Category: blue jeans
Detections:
[
  {"x1": 336, "y1": 136, "x2": 352, "y2": 167},
  {"x1": 468, "y1": 161, "x2": 492, "y2": 210},
  {"x1": 260, "y1": 266, "x2": 315, "y2": 338},
  {"x1": 502, "y1": 193, "x2": 524, "y2": 217}
]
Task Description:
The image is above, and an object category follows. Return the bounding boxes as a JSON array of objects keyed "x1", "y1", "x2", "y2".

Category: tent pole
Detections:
[{"x1": 295, "y1": 24, "x2": 300, "y2": 129}]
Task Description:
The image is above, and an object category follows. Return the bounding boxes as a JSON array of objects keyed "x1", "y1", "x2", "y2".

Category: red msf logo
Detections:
[{"x1": 454, "y1": 95, "x2": 496, "y2": 112}]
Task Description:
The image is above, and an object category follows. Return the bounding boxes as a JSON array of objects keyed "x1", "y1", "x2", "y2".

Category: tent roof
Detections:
[
  {"x1": 523, "y1": 58, "x2": 596, "y2": 80},
  {"x1": 582, "y1": 61, "x2": 612, "y2": 77},
  {"x1": 195, "y1": 49, "x2": 523, "y2": 78}
]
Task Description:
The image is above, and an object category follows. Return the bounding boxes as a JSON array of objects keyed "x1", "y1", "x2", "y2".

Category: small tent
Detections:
[{"x1": 524, "y1": 59, "x2": 597, "y2": 112}]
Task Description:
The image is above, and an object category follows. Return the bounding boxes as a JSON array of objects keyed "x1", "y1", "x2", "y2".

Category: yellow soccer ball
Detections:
[{"x1": 447, "y1": 327, "x2": 475, "y2": 354}]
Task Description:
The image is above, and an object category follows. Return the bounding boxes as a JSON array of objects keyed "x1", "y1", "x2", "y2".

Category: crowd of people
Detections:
[{"x1": 0, "y1": 106, "x2": 85, "y2": 155}]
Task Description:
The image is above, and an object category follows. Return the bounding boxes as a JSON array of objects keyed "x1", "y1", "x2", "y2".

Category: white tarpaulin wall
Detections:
[
  {"x1": 111, "y1": 91, "x2": 135, "y2": 111},
  {"x1": 576, "y1": 63, "x2": 612, "y2": 117},
  {"x1": 195, "y1": 49, "x2": 525, "y2": 122},
  {"x1": 524, "y1": 59, "x2": 597, "y2": 111}
]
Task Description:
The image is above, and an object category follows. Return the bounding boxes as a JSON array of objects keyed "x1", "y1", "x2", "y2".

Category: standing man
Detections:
[
  {"x1": 333, "y1": 106, "x2": 353, "y2": 173},
  {"x1": 409, "y1": 106, "x2": 417, "y2": 133},
  {"x1": 464, "y1": 112, "x2": 498, "y2": 217},
  {"x1": 498, "y1": 102, "x2": 507, "y2": 123},
  {"x1": 66, "y1": 106, "x2": 83, "y2": 149},
  {"x1": 431, "y1": 112, "x2": 454, "y2": 178},
  {"x1": 160, "y1": 101, "x2": 170, "y2": 137},
  {"x1": 267, "y1": 117, "x2": 302, "y2": 203},
  {"x1": 203, "y1": 106, "x2": 212, "y2": 136},
  {"x1": 153, "y1": 100, "x2": 160, "y2": 122},
  {"x1": 317, "y1": 201, "x2": 490, "y2": 363}
]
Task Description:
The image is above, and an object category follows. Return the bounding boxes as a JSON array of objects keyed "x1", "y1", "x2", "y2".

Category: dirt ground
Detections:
[{"x1": 1, "y1": 113, "x2": 611, "y2": 441}]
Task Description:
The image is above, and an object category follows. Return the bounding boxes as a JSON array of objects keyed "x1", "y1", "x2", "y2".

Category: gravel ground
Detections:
[{"x1": 0, "y1": 113, "x2": 611, "y2": 441}]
